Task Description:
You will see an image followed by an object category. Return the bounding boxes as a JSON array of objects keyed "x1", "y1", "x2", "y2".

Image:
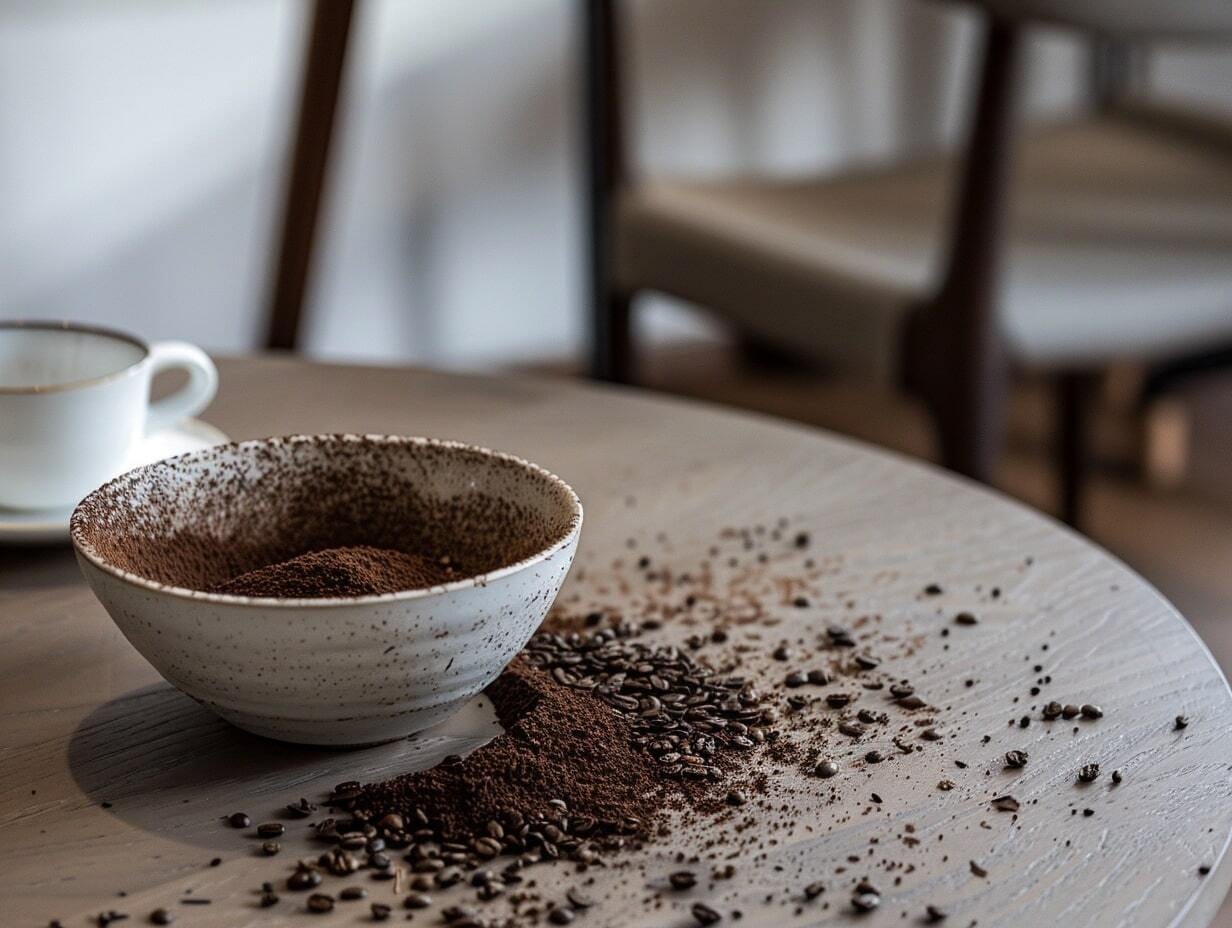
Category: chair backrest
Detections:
[{"x1": 963, "y1": 0, "x2": 1232, "y2": 38}]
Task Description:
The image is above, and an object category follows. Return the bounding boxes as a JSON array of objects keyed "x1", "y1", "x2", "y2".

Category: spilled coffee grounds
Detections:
[
  {"x1": 212, "y1": 520, "x2": 1095, "y2": 927},
  {"x1": 344, "y1": 659, "x2": 662, "y2": 841},
  {"x1": 211, "y1": 545, "x2": 458, "y2": 598}
]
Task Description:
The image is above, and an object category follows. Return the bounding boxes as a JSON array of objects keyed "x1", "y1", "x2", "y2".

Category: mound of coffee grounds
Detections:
[
  {"x1": 341, "y1": 659, "x2": 662, "y2": 842},
  {"x1": 211, "y1": 545, "x2": 458, "y2": 598}
]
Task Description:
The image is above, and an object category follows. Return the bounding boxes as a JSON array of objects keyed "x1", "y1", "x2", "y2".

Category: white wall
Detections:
[{"x1": 0, "y1": 1, "x2": 1226, "y2": 368}]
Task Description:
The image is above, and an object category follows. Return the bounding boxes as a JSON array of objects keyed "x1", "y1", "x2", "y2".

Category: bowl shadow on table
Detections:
[{"x1": 67, "y1": 682, "x2": 502, "y2": 850}]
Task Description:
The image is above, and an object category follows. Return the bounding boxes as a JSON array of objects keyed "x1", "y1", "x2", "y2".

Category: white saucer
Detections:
[{"x1": 0, "y1": 419, "x2": 230, "y2": 546}]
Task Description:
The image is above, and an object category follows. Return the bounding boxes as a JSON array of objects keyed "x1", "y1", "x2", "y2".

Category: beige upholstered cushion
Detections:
[
  {"x1": 615, "y1": 105, "x2": 1232, "y2": 383},
  {"x1": 961, "y1": 0, "x2": 1232, "y2": 39}
]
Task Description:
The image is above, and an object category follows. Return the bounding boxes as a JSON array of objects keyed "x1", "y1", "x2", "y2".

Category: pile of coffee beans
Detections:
[{"x1": 523, "y1": 623, "x2": 775, "y2": 780}]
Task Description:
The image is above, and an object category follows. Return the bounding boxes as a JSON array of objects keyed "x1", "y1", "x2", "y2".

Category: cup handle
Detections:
[{"x1": 145, "y1": 341, "x2": 219, "y2": 435}]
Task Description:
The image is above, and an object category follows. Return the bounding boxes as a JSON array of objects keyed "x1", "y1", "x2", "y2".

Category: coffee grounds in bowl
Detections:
[{"x1": 210, "y1": 545, "x2": 459, "y2": 598}]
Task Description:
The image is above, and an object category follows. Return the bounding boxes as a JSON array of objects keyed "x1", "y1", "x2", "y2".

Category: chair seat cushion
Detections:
[{"x1": 615, "y1": 105, "x2": 1232, "y2": 380}]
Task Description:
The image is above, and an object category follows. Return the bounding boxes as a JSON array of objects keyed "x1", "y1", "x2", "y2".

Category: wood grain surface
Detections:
[{"x1": 1, "y1": 356, "x2": 1230, "y2": 928}]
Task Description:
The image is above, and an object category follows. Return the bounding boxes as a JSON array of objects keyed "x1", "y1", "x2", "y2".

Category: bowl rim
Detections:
[{"x1": 70, "y1": 433, "x2": 583, "y2": 608}]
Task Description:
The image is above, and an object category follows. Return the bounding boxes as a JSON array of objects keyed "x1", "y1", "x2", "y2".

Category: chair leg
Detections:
[
  {"x1": 1057, "y1": 370, "x2": 1099, "y2": 529},
  {"x1": 736, "y1": 334, "x2": 813, "y2": 373},
  {"x1": 905, "y1": 309, "x2": 1008, "y2": 487},
  {"x1": 591, "y1": 290, "x2": 634, "y2": 383},
  {"x1": 927, "y1": 378, "x2": 1005, "y2": 487}
]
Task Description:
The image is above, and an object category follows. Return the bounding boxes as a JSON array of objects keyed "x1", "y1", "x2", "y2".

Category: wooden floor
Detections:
[{"x1": 523, "y1": 341, "x2": 1232, "y2": 926}]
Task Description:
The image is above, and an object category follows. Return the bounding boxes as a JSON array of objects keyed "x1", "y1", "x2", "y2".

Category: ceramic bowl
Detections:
[{"x1": 70, "y1": 434, "x2": 583, "y2": 746}]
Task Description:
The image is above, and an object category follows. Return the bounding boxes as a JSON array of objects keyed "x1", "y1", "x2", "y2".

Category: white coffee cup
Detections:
[{"x1": 0, "y1": 321, "x2": 219, "y2": 510}]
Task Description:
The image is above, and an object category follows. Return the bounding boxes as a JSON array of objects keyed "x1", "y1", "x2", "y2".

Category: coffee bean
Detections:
[
  {"x1": 924, "y1": 583, "x2": 943, "y2": 595},
  {"x1": 937, "y1": 779, "x2": 955, "y2": 791},
  {"x1": 404, "y1": 893, "x2": 432, "y2": 909},
  {"x1": 261, "y1": 841, "x2": 280, "y2": 856},
  {"x1": 784, "y1": 671, "x2": 807, "y2": 688},
  {"x1": 815, "y1": 760, "x2": 839, "y2": 778},
  {"x1": 436, "y1": 866, "x2": 463, "y2": 887},
  {"x1": 1042, "y1": 701, "x2": 1063, "y2": 720},
  {"x1": 1176, "y1": 714, "x2": 1190, "y2": 730},
  {"x1": 854, "y1": 654, "x2": 880, "y2": 670},
  {"x1": 256, "y1": 823, "x2": 284, "y2": 839},
  {"x1": 1061, "y1": 704, "x2": 1080, "y2": 720},
  {"x1": 307, "y1": 894, "x2": 334, "y2": 914},
  {"x1": 804, "y1": 881, "x2": 825, "y2": 900},
  {"x1": 925, "y1": 903, "x2": 948, "y2": 922},
  {"x1": 1111, "y1": 769, "x2": 1123, "y2": 784},
  {"x1": 852, "y1": 892, "x2": 880, "y2": 913},
  {"x1": 838, "y1": 721, "x2": 866, "y2": 738},
  {"x1": 478, "y1": 882, "x2": 505, "y2": 901},
  {"x1": 1004, "y1": 750, "x2": 1028, "y2": 769},
  {"x1": 287, "y1": 867, "x2": 322, "y2": 891},
  {"x1": 441, "y1": 904, "x2": 477, "y2": 923},
  {"x1": 1080, "y1": 704, "x2": 1103, "y2": 720},
  {"x1": 1077, "y1": 763, "x2": 1100, "y2": 783},
  {"x1": 826, "y1": 625, "x2": 856, "y2": 647},
  {"x1": 889, "y1": 683, "x2": 914, "y2": 699},
  {"x1": 286, "y1": 798, "x2": 317, "y2": 818},
  {"x1": 991, "y1": 795, "x2": 1019, "y2": 812},
  {"x1": 377, "y1": 813, "x2": 404, "y2": 831},
  {"x1": 259, "y1": 892, "x2": 279, "y2": 908},
  {"x1": 339, "y1": 887, "x2": 366, "y2": 901},
  {"x1": 567, "y1": 888, "x2": 594, "y2": 909},
  {"x1": 149, "y1": 909, "x2": 174, "y2": 925},
  {"x1": 864, "y1": 750, "x2": 884, "y2": 764},
  {"x1": 670, "y1": 871, "x2": 698, "y2": 890},
  {"x1": 549, "y1": 908, "x2": 575, "y2": 925},
  {"x1": 472, "y1": 836, "x2": 502, "y2": 858},
  {"x1": 226, "y1": 812, "x2": 250, "y2": 829},
  {"x1": 772, "y1": 645, "x2": 791, "y2": 661},
  {"x1": 370, "y1": 902, "x2": 391, "y2": 921},
  {"x1": 806, "y1": 669, "x2": 830, "y2": 685},
  {"x1": 826, "y1": 693, "x2": 853, "y2": 708},
  {"x1": 921, "y1": 728, "x2": 942, "y2": 741},
  {"x1": 725, "y1": 790, "x2": 745, "y2": 806},
  {"x1": 898, "y1": 695, "x2": 927, "y2": 710},
  {"x1": 691, "y1": 902, "x2": 722, "y2": 925},
  {"x1": 954, "y1": 612, "x2": 978, "y2": 626}
]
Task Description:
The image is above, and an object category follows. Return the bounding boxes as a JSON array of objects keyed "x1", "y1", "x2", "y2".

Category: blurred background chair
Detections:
[
  {"x1": 586, "y1": 0, "x2": 1232, "y2": 527},
  {"x1": 264, "y1": 0, "x2": 358, "y2": 353}
]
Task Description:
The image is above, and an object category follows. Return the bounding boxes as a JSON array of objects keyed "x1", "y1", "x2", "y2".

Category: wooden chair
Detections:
[
  {"x1": 585, "y1": 0, "x2": 1232, "y2": 527},
  {"x1": 264, "y1": 0, "x2": 358, "y2": 353}
]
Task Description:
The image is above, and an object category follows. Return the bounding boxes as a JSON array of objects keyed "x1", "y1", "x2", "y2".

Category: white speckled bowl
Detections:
[{"x1": 70, "y1": 434, "x2": 582, "y2": 746}]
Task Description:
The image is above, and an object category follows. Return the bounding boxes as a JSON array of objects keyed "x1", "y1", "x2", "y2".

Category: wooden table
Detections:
[{"x1": 3, "y1": 356, "x2": 1231, "y2": 927}]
